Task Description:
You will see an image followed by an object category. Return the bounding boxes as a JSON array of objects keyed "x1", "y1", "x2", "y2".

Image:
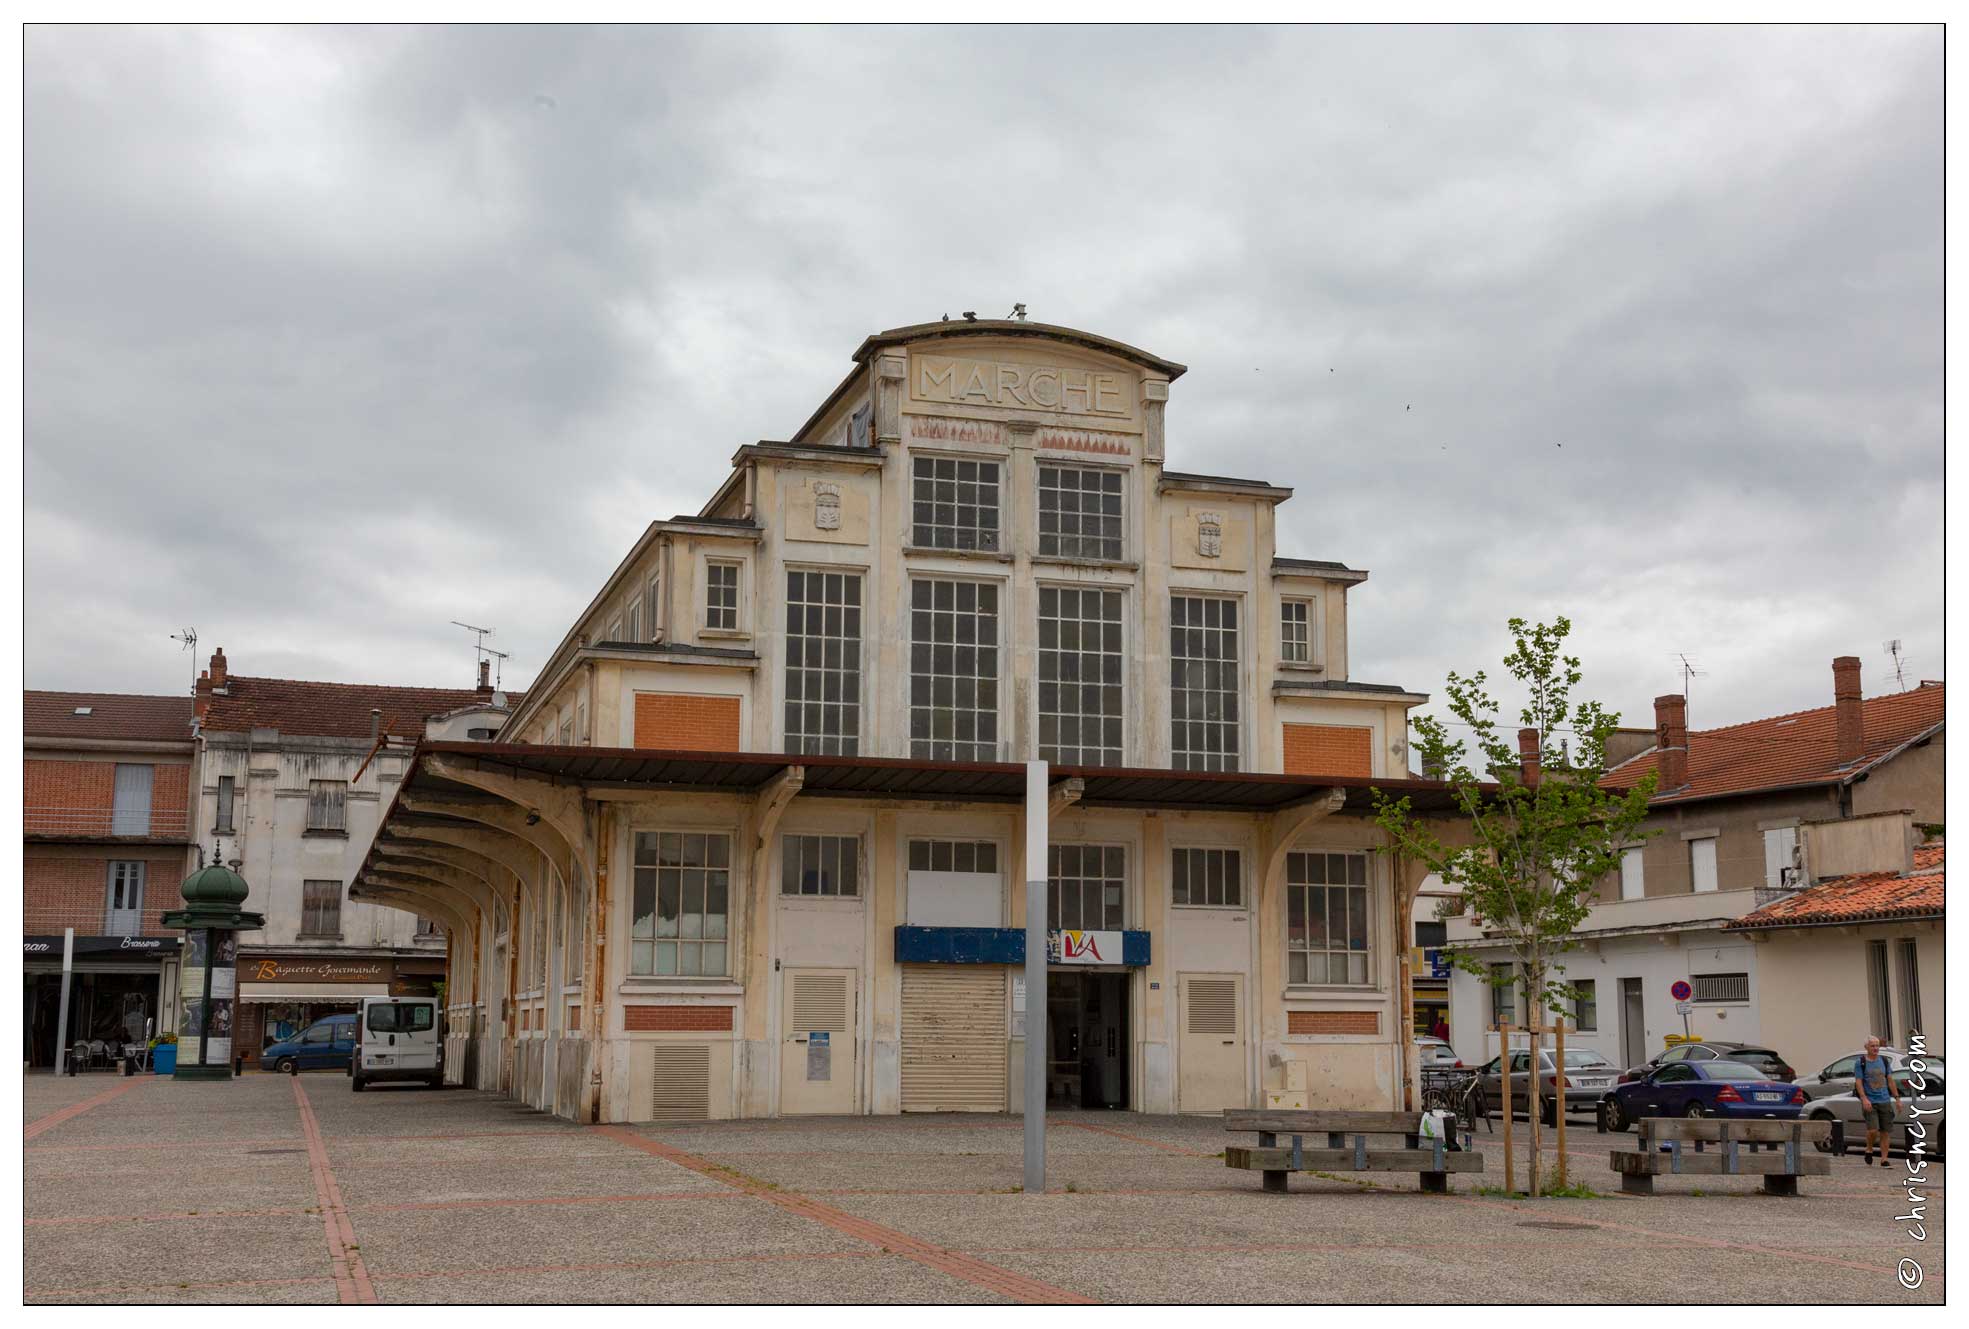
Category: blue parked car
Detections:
[
  {"x1": 258, "y1": 1013, "x2": 356, "y2": 1074},
  {"x1": 1603, "y1": 1058, "x2": 1805, "y2": 1131}
]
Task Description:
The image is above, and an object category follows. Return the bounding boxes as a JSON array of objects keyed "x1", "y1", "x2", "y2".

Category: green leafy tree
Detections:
[{"x1": 1373, "y1": 616, "x2": 1656, "y2": 1193}]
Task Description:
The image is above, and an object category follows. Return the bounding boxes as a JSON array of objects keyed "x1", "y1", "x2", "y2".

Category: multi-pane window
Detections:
[
  {"x1": 301, "y1": 880, "x2": 342, "y2": 937},
  {"x1": 631, "y1": 832, "x2": 731, "y2": 976},
  {"x1": 909, "y1": 578, "x2": 999, "y2": 760},
  {"x1": 1038, "y1": 586, "x2": 1124, "y2": 765},
  {"x1": 781, "y1": 834, "x2": 861, "y2": 897},
  {"x1": 1048, "y1": 844, "x2": 1125, "y2": 930},
  {"x1": 1171, "y1": 846, "x2": 1243, "y2": 908},
  {"x1": 1285, "y1": 850, "x2": 1369, "y2": 985},
  {"x1": 624, "y1": 595, "x2": 642, "y2": 644},
  {"x1": 1038, "y1": 465, "x2": 1123, "y2": 560},
  {"x1": 783, "y1": 569, "x2": 863, "y2": 755},
  {"x1": 1170, "y1": 595, "x2": 1241, "y2": 771},
  {"x1": 213, "y1": 775, "x2": 236, "y2": 834},
  {"x1": 705, "y1": 562, "x2": 740, "y2": 631},
  {"x1": 105, "y1": 861, "x2": 145, "y2": 932},
  {"x1": 306, "y1": 780, "x2": 347, "y2": 833},
  {"x1": 907, "y1": 838, "x2": 998, "y2": 874},
  {"x1": 1490, "y1": 962, "x2": 1517, "y2": 1025},
  {"x1": 1280, "y1": 600, "x2": 1311, "y2": 663},
  {"x1": 646, "y1": 575, "x2": 662, "y2": 641},
  {"x1": 911, "y1": 455, "x2": 1000, "y2": 551}
]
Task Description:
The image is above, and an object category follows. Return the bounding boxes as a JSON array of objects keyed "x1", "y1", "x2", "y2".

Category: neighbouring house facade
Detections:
[
  {"x1": 353, "y1": 317, "x2": 1474, "y2": 1124},
  {"x1": 23, "y1": 691, "x2": 197, "y2": 1067},
  {"x1": 190, "y1": 649, "x2": 517, "y2": 1061},
  {"x1": 1445, "y1": 658, "x2": 1943, "y2": 1077},
  {"x1": 1723, "y1": 838, "x2": 1943, "y2": 1076}
]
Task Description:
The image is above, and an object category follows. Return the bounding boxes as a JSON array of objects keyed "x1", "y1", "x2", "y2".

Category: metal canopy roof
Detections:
[{"x1": 395, "y1": 742, "x2": 1482, "y2": 814}]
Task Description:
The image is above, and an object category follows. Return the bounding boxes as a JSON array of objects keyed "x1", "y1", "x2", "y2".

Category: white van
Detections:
[{"x1": 350, "y1": 996, "x2": 442, "y2": 1091}]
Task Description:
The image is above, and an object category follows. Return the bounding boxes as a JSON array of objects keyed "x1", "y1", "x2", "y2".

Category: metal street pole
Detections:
[
  {"x1": 1023, "y1": 760, "x2": 1049, "y2": 1195},
  {"x1": 54, "y1": 928, "x2": 74, "y2": 1076}
]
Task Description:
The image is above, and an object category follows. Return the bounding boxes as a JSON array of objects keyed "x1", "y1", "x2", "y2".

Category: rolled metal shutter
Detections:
[{"x1": 901, "y1": 966, "x2": 1006, "y2": 1112}]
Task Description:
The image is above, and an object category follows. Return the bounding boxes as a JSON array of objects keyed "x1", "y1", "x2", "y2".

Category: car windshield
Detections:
[
  {"x1": 1704, "y1": 1060, "x2": 1769, "y2": 1080},
  {"x1": 366, "y1": 1002, "x2": 434, "y2": 1033},
  {"x1": 1732, "y1": 1048, "x2": 1781, "y2": 1063}
]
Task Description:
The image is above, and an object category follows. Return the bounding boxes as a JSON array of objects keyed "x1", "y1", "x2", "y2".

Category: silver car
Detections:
[
  {"x1": 1805, "y1": 1067, "x2": 1945, "y2": 1158},
  {"x1": 1478, "y1": 1048, "x2": 1621, "y2": 1124},
  {"x1": 1415, "y1": 1037, "x2": 1461, "y2": 1069},
  {"x1": 1801, "y1": 1048, "x2": 1942, "y2": 1101}
]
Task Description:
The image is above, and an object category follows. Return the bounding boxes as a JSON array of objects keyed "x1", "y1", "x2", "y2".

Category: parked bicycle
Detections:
[{"x1": 1421, "y1": 1064, "x2": 1492, "y2": 1132}]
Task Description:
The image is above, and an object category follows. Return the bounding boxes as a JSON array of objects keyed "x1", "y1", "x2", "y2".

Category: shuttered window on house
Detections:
[
  {"x1": 306, "y1": 780, "x2": 347, "y2": 833},
  {"x1": 1895, "y1": 939, "x2": 1921, "y2": 1036},
  {"x1": 301, "y1": 880, "x2": 342, "y2": 937},
  {"x1": 111, "y1": 764, "x2": 153, "y2": 836},
  {"x1": 1866, "y1": 941, "x2": 1892, "y2": 1039}
]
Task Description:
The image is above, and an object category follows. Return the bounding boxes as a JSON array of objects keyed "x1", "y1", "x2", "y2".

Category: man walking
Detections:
[{"x1": 1855, "y1": 1036, "x2": 1902, "y2": 1166}]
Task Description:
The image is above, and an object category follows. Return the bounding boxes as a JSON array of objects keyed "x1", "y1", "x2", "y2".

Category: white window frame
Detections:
[
  {"x1": 646, "y1": 573, "x2": 663, "y2": 642},
  {"x1": 111, "y1": 763, "x2": 153, "y2": 836},
  {"x1": 630, "y1": 830, "x2": 733, "y2": 977},
  {"x1": 1688, "y1": 835, "x2": 1719, "y2": 893},
  {"x1": 704, "y1": 559, "x2": 744, "y2": 634},
  {"x1": 780, "y1": 833, "x2": 863, "y2": 899},
  {"x1": 1279, "y1": 598, "x2": 1315, "y2": 665},
  {"x1": 105, "y1": 860, "x2": 145, "y2": 932},
  {"x1": 1619, "y1": 846, "x2": 1646, "y2": 901},
  {"x1": 1047, "y1": 842, "x2": 1128, "y2": 931},
  {"x1": 783, "y1": 566, "x2": 865, "y2": 757}
]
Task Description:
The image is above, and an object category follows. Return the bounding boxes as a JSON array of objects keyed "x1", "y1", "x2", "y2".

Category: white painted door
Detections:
[
  {"x1": 1178, "y1": 973, "x2": 1246, "y2": 1112},
  {"x1": 781, "y1": 968, "x2": 857, "y2": 1114}
]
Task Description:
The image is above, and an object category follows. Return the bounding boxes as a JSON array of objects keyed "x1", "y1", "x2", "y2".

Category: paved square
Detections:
[{"x1": 24, "y1": 1073, "x2": 1944, "y2": 1303}]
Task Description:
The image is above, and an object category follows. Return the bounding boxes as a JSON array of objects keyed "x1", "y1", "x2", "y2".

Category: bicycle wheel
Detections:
[{"x1": 1422, "y1": 1086, "x2": 1452, "y2": 1113}]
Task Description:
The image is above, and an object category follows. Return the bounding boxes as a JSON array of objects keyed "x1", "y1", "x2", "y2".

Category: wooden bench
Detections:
[
  {"x1": 1611, "y1": 1117, "x2": 1833, "y2": 1196},
  {"x1": 1224, "y1": 1109, "x2": 1485, "y2": 1194}
]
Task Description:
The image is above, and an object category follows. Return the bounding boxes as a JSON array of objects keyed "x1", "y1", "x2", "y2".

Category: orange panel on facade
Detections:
[
  {"x1": 1288, "y1": 1009, "x2": 1379, "y2": 1036},
  {"x1": 1282, "y1": 723, "x2": 1373, "y2": 777},
  {"x1": 624, "y1": 1004, "x2": 733, "y2": 1032},
  {"x1": 633, "y1": 693, "x2": 741, "y2": 751}
]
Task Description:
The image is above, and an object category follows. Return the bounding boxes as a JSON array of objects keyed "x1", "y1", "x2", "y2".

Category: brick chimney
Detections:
[
  {"x1": 477, "y1": 658, "x2": 493, "y2": 694},
  {"x1": 194, "y1": 668, "x2": 212, "y2": 723},
  {"x1": 1653, "y1": 694, "x2": 1688, "y2": 791},
  {"x1": 1517, "y1": 727, "x2": 1541, "y2": 788},
  {"x1": 1833, "y1": 655, "x2": 1865, "y2": 767},
  {"x1": 208, "y1": 647, "x2": 228, "y2": 689}
]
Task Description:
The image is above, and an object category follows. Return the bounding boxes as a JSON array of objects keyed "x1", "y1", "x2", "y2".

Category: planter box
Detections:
[{"x1": 151, "y1": 1044, "x2": 177, "y2": 1075}]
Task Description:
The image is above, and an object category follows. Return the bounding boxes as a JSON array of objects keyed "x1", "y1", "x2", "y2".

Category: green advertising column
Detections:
[{"x1": 162, "y1": 852, "x2": 265, "y2": 1082}]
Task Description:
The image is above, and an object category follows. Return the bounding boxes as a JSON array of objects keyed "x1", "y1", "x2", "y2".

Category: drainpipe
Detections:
[{"x1": 505, "y1": 877, "x2": 522, "y2": 1095}]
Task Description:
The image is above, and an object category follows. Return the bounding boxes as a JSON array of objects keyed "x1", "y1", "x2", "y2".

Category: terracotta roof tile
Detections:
[
  {"x1": 1726, "y1": 843, "x2": 1944, "y2": 930},
  {"x1": 201, "y1": 676, "x2": 522, "y2": 741},
  {"x1": 24, "y1": 691, "x2": 193, "y2": 744},
  {"x1": 1606, "y1": 683, "x2": 1944, "y2": 805}
]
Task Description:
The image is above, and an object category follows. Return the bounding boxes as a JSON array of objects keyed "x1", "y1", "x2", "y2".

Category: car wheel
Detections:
[
  {"x1": 1604, "y1": 1099, "x2": 1628, "y2": 1132},
  {"x1": 1810, "y1": 1111, "x2": 1838, "y2": 1153},
  {"x1": 276, "y1": 1057, "x2": 297, "y2": 1076},
  {"x1": 1685, "y1": 1102, "x2": 1709, "y2": 1119},
  {"x1": 350, "y1": 1075, "x2": 365, "y2": 1092}
]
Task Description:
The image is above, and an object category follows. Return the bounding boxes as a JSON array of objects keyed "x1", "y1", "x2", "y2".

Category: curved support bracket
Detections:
[
  {"x1": 425, "y1": 755, "x2": 593, "y2": 883},
  {"x1": 401, "y1": 792, "x2": 574, "y2": 882}
]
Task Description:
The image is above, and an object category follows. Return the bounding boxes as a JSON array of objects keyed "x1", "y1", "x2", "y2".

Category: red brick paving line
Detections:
[
  {"x1": 594, "y1": 1124, "x2": 1098, "y2": 1304},
  {"x1": 22, "y1": 1075, "x2": 148, "y2": 1142},
  {"x1": 290, "y1": 1076, "x2": 380, "y2": 1305}
]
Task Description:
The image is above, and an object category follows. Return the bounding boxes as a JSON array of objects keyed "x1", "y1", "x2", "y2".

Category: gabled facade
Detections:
[
  {"x1": 357, "y1": 318, "x2": 1466, "y2": 1124},
  {"x1": 1446, "y1": 657, "x2": 1943, "y2": 1078},
  {"x1": 190, "y1": 648, "x2": 518, "y2": 1060}
]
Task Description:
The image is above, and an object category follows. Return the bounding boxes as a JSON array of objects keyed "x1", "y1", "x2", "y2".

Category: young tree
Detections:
[{"x1": 1373, "y1": 616, "x2": 1657, "y2": 1195}]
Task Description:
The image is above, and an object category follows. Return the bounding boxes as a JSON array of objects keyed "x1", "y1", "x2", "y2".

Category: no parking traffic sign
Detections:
[{"x1": 1669, "y1": 979, "x2": 1693, "y2": 1002}]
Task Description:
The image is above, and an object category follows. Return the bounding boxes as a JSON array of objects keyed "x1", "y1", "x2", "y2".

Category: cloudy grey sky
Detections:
[{"x1": 25, "y1": 24, "x2": 1941, "y2": 737}]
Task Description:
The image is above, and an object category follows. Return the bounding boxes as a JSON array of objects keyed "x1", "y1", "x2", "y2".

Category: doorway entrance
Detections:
[
  {"x1": 1046, "y1": 971, "x2": 1128, "y2": 1110},
  {"x1": 1620, "y1": 977, "x2": 1646, "y2": 1069}
]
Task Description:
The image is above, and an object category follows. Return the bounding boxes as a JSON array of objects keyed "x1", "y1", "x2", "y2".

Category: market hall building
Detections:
[{"x1": 355, "y1": 318, "x2": 1472, "y2": 1123}]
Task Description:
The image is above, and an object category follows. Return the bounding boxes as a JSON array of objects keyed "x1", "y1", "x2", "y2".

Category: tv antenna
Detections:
[
  {"x1": 482, "y1": 645, "x2": 511, "y2": 689},
  {"x1": 1885, "y1": 639, "x2": 1908, "y2": 691},
  {"x1": 452, "y1": 620, "x2": 500, "y2": 686},
  {"x1": 1673, "y1": 652, "x2": 1707, "y2": 702},
  {"x1": 170, "y1": 627, "x2": 198, "y2": 690}
]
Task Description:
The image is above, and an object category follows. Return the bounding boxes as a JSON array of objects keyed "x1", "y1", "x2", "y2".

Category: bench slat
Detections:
[
  {"x1": 1633, "y1": 1118, "x2": 1830, "y2": 1144},
  {"x1": 1223, "y1": 1110, "x2": 1445, "y2": 1135},
  {"x1": 1226, "y1": 1146, "x2": 1484, "y2": 1173},
  {"x1": 1609, "y1": 1150, "x2": 1831, "y2": 1177}
]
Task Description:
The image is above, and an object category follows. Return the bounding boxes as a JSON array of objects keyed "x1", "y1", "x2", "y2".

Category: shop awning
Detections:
[{"x1": 239, "y1": 982, "x2": 390, "y2": 1003}]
